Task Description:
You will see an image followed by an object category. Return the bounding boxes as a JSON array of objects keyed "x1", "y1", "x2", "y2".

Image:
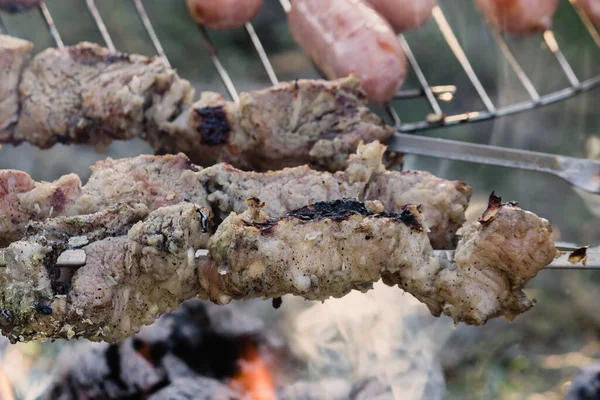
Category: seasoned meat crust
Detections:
[
  {"x1": 163, "y1": 75, "x2": 396, "y2": 171},
  {"x1": 0, "y1": 203, "x2": 212, "y2": 343},
  {"x1": 1, "y1": 36, "x2": 395, "y2": 171},
  {"x1": 15, "y1": 42, "x2": 195, "y2": 150},
  {"x1": 0, "y1": 142, "x2": 470, "y2": 249},
  {"x1": 0, "y1": 34, "x2": 33, "y2": 140},
  {"x1": 0, "y1": 196, "x2": 555, "y2": 342}
]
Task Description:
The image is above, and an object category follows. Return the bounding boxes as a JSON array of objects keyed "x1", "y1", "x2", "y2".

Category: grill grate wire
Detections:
[
  {"x1": 2, "y1": 0, "x2": 600, "y2": 194},
  {"x1": 2, "y1": 0, "x2": 598, "y2": 130}
]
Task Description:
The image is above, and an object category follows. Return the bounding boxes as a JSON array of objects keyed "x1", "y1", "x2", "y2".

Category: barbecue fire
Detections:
[{"x1": 230, "y1": 340, "x2": 277, "y2": 400}]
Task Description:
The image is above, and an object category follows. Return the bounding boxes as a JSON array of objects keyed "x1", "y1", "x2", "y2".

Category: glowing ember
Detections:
[{"x1": 230, "y1": 341, "x2": 276, "y2": 400}]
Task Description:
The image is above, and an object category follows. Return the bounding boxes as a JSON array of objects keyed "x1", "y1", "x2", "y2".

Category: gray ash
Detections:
[{"x1": 44, "y1": 300, "x2": 266, "y2": 400}]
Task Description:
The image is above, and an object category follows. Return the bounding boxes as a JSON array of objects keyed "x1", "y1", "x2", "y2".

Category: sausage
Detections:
[
  {"x1": 288, "y1": 0, "x2": 407, "y2": 104},
  {"x1": 0, "y1": 0, "x2": 43, "y2": 13},
  {"x1": 364, "y1": 0, "x2": 437, "y2": 32},
  {"x1": 186, "y1": 0, "x2": 263, "y2": 30},
  {"x1": 579, "y1": 0, "x2": 600, "y2": 27},
  {"x1": 474, "y1": 0, "x2": 559, "y2": 35}
]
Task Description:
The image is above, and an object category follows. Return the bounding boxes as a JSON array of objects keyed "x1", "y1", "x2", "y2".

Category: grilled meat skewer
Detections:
[
  {"x1": 0, "y1": 35, "x2": 395, "y2": 171},
  {"x1": 0, "y1": 195, "x2": 555, "y2": 343},
  {"x1": 0, "y1": 141, "x2": 471, "y2": 249}
]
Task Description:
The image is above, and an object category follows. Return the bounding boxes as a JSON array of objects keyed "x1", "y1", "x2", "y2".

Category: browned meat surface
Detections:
[
  {"x1": 0, "y1": 35, "x2": 33, "y2": 140},
  {"x1": 162, "y1": 75, "x2": 396, "y2": 171},
  {"x1": 364, "y1": 169, "x2": 472, "y2": 249},
  {"x1": 0, "y1": 153, "x2": 209, "y2": 247},
  {"x1": 434, "y1": 194, "x2": 557, "y2": 324},
  {"x1": 1, "y1": 36, "x2": 395, "y2": 171},
  {"x1": 0, "y1": 196, "x2": 555, "y2": 342},
  {"x1": 203, "y1": 198, "x2": 433, "y2": 303},
  {"x1": 384, "y1": 193, "x2": 557, "y2": 325},
  {"x1": 200, "y1": 141, "x2": 471, "y2": 248},
  {"x1": 0, "y1": 169, "x2": 81, "y2": 246},
  {"x1": 15, "y1": 42, "x2": 194, "y2": 150},
  {"x1": 0, "y1": 142, "x2": 469, "y2": 249},
  {"x1": 0, "y1": 0, "x2": 42, "y2": 12},
  {"x1": 0, "y1": 203, "x2": 212, "y2": 343}
]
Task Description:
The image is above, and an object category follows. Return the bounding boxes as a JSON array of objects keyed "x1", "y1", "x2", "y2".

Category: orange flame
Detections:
[{"x1": 230, "y1": 341, "x2": 276, "y2": 400}]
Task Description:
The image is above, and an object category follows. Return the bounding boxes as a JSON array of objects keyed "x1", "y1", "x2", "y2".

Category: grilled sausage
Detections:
[
  {"x1": 0, "y1": 0, "x2": 42, "y2": 13},
  {"x1": 579, "y1": 0, "x2": 600, "y2": 27},
  {"x1": 288, "y1": 0, "x2": 407, "y2": 104},
  {"x1": 186, "y1": 0, "x2": 263, "y2": 29},
  {"x1": 365, "y1": 0, "x2": 437, "y2": 32},
  {"x1": 474, "y1": 0, "x2": 559, "y2": 34}
]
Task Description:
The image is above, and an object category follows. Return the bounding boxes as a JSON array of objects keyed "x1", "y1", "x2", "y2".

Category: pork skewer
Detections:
[
  {"x1": 0, "y1": 194, "x2": 555, "y2": 343},
  {"x1": 0, "y1": 35, "x2": 395, "y2": 171},
  {"x1": 0, "y1": 141, "x2": 470, "y2": 249}
]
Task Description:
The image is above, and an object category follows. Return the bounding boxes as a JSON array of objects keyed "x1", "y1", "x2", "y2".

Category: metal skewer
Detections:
[
  {"x1": 1, "y1": 247, "x2": 597, "y2": 270},
  {"x1": 388, "y1": 133, "x2": 600, "y2": 194}
]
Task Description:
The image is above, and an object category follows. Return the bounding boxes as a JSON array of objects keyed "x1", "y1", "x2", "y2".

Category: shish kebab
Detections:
[
  {"x1": 0, "y1": 35, "x2": 396, "y2": 172},
  {"x1": 0, "y1": 195, "x2": 555, "y2": 344},
  {"x1": 0, "y1": 141, "x2": 558, "y2": 343}
]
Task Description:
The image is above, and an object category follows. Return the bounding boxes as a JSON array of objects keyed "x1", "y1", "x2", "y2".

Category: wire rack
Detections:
[{"x1": 1, "y1": 0, "x2": 600, "y2": 195}]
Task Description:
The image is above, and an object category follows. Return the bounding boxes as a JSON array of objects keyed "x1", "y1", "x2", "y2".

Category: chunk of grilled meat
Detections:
[
  {"x1": 199, "y1": 141, "x2": 471, "y2": 249},
  {"x1": 162, "y1": 75, "x2": 396, "y2": 171},
  {"x1": 14, "y1": 41, "x2": 195, "y2": 150},
  {"x1": 1, "y1": 36, "x2": 394, "y2": 171},
  {"x1": 0, "y1": 203, "x2": 212, "y2": 343},
  {"x1": 211, "y1": 196, "x2": 556, "y2": 325},
  {"x1": 0, "y1": 197, "x2": 555, "y2": 342},
  {"x1": 0, "y1": 142, "x2": 470, "y2": 249},
  {"x1": 203, "y1": 198, "x2": 435, "y2": 303},
  {"x1": 0, "y1": 152, "x2": 211, "y2": 246},
  {"x1": 433, "y1": 193, "x2": 557, "y2": 324},
  {"x1": 0, "y1": 35, "x2": 33, "y2": 140}
]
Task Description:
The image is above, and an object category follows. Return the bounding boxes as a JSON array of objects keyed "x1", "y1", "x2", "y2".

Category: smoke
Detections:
[{"x1": 281, "y1": 282, "x2": 452, "y2": 400}]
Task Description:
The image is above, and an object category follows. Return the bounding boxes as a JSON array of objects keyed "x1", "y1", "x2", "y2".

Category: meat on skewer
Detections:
[
  {"x1": 0, "y1": 195, "x2": 556, "y2": 343},
  {"x1": 0, "y1": 36, "x2": 395, "y2": 171},
  {"x1": 0, "y1": 141, "x2": 471, "y2": 249},
  {"x1": 0, "y1": 35, "x2": 33, "y2": 140}
]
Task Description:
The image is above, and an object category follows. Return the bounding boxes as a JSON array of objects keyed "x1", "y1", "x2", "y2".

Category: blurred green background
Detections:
[{"x1": 1, "y1": 0, "x2": 600, "y2": 398}]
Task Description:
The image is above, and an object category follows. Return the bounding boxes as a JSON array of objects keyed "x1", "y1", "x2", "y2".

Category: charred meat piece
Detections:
[
  {"x1": 0, "y1": 0, "x2": 42, "y2": 13},
  {"x1": 15, "y1": 42, "x2": 194, "y2": 150},
  {"x1": 200, "y1": 141, "x2": 471, "y2": 249},
  {"x1": 206, "y1": 196, "x2": 556, "y2": 325},
  {"x1": 163, "y1": 75, "x2": 396, "y2": 171},
  {"x1": 0, "y1": 35, "x2": 33, "y2": 140},
  {"x1": 433, "y1": 195, "x2": 557, "y2": 324},
  {"x1": 203, "y1": 198, "x2": 433, "y2": 303},
  {"x1": 364, "y1": 168, "x2": 472, "y2": 249},
  {"x1": 0, "y1": 152, "x2": 210, "y2": 247},
  {"x1": 0, "y1": 142, "x2": 469, "y2": 249},
  {"x1": 0, "y1": 203, "x2": 212, "y2": 343},
  {"x1": 382, "y1": 193, "x2": 557, "y2": 325},
  {"x1": 2, "y1": 36, "x2": 395, "y2": 172},
  {"x1": 0, "y1": 197, "x2": 555, "y2": 342}
]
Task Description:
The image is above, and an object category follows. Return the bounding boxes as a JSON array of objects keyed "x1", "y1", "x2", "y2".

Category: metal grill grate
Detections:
[{"x1": 1, "y1": 0, "x2": 600, "y2": 194}]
